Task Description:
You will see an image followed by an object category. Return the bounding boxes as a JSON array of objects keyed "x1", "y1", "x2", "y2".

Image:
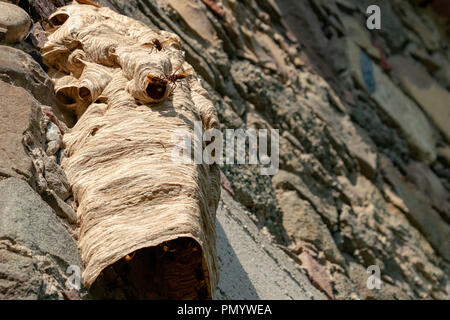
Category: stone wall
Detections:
[{"x1": 1, "y1": 0, "x2": 449, "y2": 299}]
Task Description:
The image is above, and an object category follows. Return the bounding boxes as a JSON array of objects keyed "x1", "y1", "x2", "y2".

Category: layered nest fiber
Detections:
[{"x1": 42, "y1": 0, "x2": 220, "y2": 299}]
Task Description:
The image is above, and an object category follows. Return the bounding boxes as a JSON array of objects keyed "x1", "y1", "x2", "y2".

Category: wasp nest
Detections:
[{"x1": 42, "y1": 0, "x2": 220, "y2": 299}]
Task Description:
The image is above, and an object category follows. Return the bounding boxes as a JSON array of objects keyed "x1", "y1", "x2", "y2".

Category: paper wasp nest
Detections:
[{"x1": 42, "y1": 1, "x2": 220, "y2": 299}]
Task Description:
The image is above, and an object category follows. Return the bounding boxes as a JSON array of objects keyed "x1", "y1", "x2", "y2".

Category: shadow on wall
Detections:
[{"x1": 215, "y1": 221, "x2": 260, "y2": 299}]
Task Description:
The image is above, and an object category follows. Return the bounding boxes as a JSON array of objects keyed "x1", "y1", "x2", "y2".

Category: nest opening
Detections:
[
  {"x1": 88, "y1": 237, "x2": 209, "y2": 300},
  {"x1": 146, "y1": 81, "x2": 168, "y2": 101},
  {"x1": 56, "y1": 90, "x2": 76, "y2": 105},
  {"x1": 95, "y1": 96, "x2": 108, "y2": 104},
  {"x1": 79, "y1": 86, "x2": 91, "y2": 100},
  {"x1": 50, "y1": 13, "x2": 69, "y2": 27}
]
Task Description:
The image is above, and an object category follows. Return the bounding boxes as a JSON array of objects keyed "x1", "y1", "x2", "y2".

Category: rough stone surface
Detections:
[
  {"x1": 215, "y1": 190, "x2": 326, "y2": 300},
  {"x1": 0, "y1": 45, "x2": 73, "y2": 125},
  {"x1": 348, "y1": 41, "x2": 437, "y2": 164},
  {"x1": 0, "y1": 46, "x2": 53, "y2": 105},
  {"x1": 0, "y1": 2, "x2": 31, "y2": 43},
  {"x1": 1, "y1": 0, "x2": 449, "y2": 300},
  {"x1": 0, "y1": 178, "x2": 80, "y2": 264},
  {"x1": 381, "y1": 158, "x2": 450, "y2": 262},
  {"x1": 167, "y1": 0, "x2": 217, "y2": 43},
  {"x1": 299, "y1": 251, "x2": 334, "y2": 299},
  {"x1": 0, "y1": 178, "x2": 82, "y2": 299},
  {"x1": 0, "y1": 80, "x2": 42, "y2": 181},
  {"x1": 335, "y1": 171, "x2": 449, "y2": 299},
  {"x1": 406, "y1": 161, "x2": 450, "y2": 222},
  {"x1": 43, "y1": 155, "x2": 70, "y2": 201},
  {"x1": 273, "y1": 172, "x2": 345, "y2": 269},
  {"x1": 41, "y1": 189, "x2": 77, "y2": 224},
  {"x1": 390, "y1": 55, "x2": 450, "y2": 143}
]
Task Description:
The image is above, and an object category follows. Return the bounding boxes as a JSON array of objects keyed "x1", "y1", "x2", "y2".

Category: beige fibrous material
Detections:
[{"x1": 42, "y1": 0, "x2": 220, "y2": 299}]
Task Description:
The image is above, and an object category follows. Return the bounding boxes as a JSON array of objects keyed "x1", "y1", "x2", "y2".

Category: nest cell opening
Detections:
[
  {"x1": 50, "y1": 13, "x2": 69, "y2": 27},
  {"x1": 56, "y1": 89, "x2": 76, "y2": 105},
  {"x1": 79, "y1": 86, "x2": 91, "y2": 100},
  {"x1": 146, "y1": 80, "x2": 168, "y2": 101}
]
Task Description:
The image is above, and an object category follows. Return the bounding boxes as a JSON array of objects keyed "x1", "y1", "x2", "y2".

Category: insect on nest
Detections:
[
  {"x1": 141, "y1": 38, "x2": 182, "y2": 53},
  {"x1": 146, "y1": 64, "x2": 194, "y2": 101}
]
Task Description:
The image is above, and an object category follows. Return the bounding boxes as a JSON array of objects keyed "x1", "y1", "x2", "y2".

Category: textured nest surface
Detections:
[{"x1": 42, "y1": 0, "x2": 220, "y2": 299}]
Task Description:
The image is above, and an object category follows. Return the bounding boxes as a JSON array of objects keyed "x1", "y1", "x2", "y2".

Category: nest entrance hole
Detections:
[
  {"x1": 88, "y1": 237, "x2": 209, "y2": 300},
  {"x1": 50, "y1": 13, "x2": 69, "y2": 27},
  {"x1": 146, "y1": 80, "x2": 168, "y2": 101},
  {"x1": 56, "y1": 90, "x2": 76, "y2": 105},
  {"x1": 79, "y1": 86, "x2": 91, "y2": 100}
]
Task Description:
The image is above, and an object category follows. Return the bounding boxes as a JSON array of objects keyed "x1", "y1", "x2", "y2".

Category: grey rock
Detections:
[
  {"x1": 0, "y1": 177, "x2": 82, "y2": 299},
  {"x1": 0, "y1": 240, "x2": 80, "y2": 300},
  {"x1": 431, "y1": 53, "x2": 450, "y2": 90},
  {"x1": 273, "y1": 184, "x2": 345, "y2": 269},
  {"x1": 381, "y1": 158, "x2": 450, "y2": 262},
  {"x1": 45, "y1": 122, "x2": 62, "y2": 156},
  {"x1": 215, "y1": 189, "x2": 326, "y2": 300},
  {"x1": 0, "y1": 177, "x2": 80, "y2": 266},
  {"x1": 342, "y1": 254, "x2": 411, "y2": 300},
  {"x1": 28, "y1": 22, "x2": 48, "y2": 49},
  {"x1": 389, "y1": 55, "x2": 450, "y2": 144},
  {"x1": 336, "y1": 172, "x2": 449, "y2": 298},
  {"x1": 43, "y1": 155, "x2": 71, "y2": 200},
  {"x1": 406, "y1": 161, "x2": 450, "y2": 222},
  {"x1": 0, "y1": 46, "x2": 74, "y2": 126},
  {"x1": 0, "y1": 80, "x2": 43, "y2": 181},
  {"x1": 274, "y1": 0, "x2": 338, "y2": 82},
  {"x1": 222, "y1": 164, "x2": 287, "y2": 244},
  {"x1": 272, "y1": 170, "x2": 339, "y2": 230},
  {"x1": 46, "y1": 141, "x2": 61, "y2": 157},
  {"x1": 347, "y1": 41, "x2": 437, "y2": 164},
  {"x1": 0, "y1": 2, "x2": 31, "y2": 43},
  {"x1": 45, "y1": 121, "x2": 61, "y2": 141},
  {"x1": 166, "y1": 0, "x2": 217, "y2": 43},
  {"x1": 41, "y1": 189, "x2": 77, "y2": 224},
  {"x1": 392, "y1": 0, "x2": 441, "y2": 52},
  {"x1": 0, "y1": 244, "x2": 42, "y2": 299},
  {"x1": 313, "y1": 91, "x2": 377, "y2": 179},
  {"x1": 0, "y1": 46, "x2": 54, "y2": 106}
]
